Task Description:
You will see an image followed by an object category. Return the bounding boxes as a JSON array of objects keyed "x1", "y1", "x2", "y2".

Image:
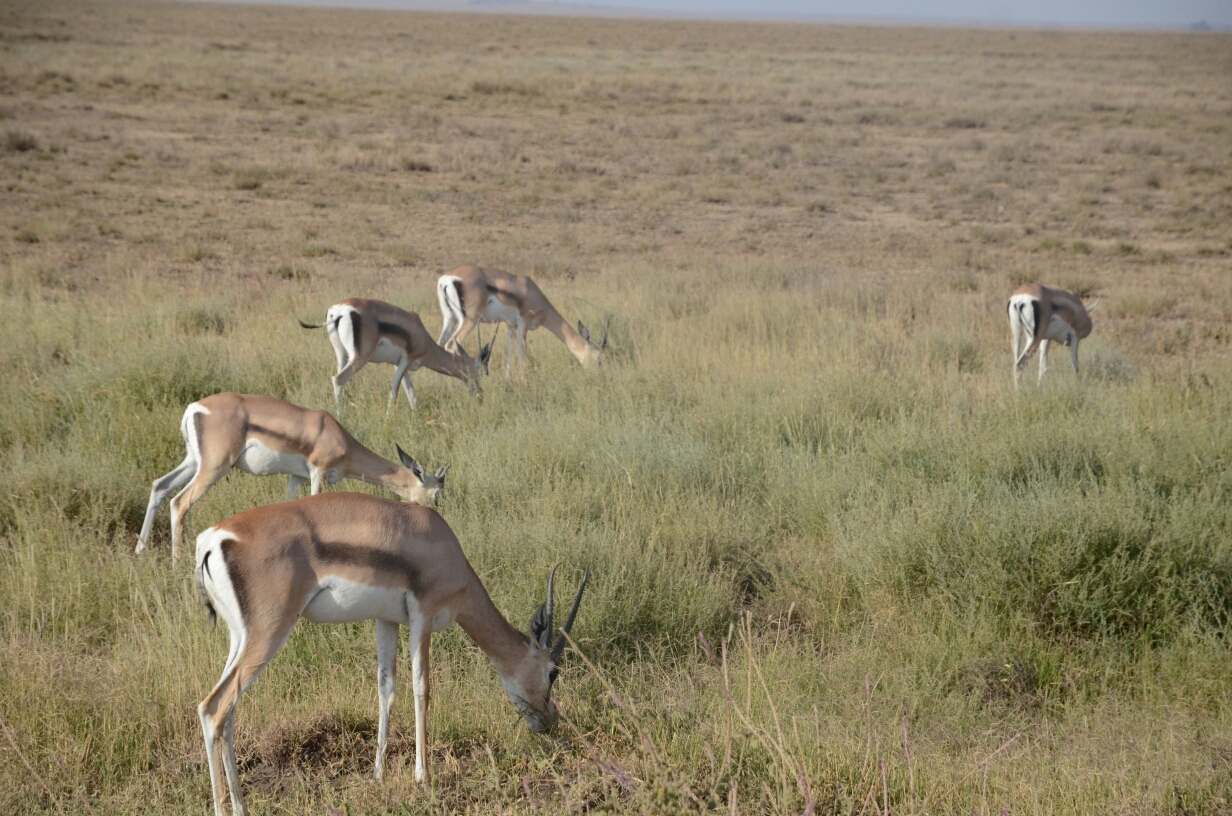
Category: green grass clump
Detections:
[{"x1": 1, "y1": 261, "x2": 1230, "y2": 814}]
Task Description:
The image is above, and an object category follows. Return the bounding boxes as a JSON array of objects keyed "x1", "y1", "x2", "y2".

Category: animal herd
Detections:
[{"x1": 134, "y1": 264, "x2": 1096, "y2": 815}]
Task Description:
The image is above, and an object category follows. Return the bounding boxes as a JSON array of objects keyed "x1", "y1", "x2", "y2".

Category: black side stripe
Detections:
[
  {"x1": 315, "y1": 541, "x2": 422, "y2": 593},
  {"x1": 377, "y1": 321, "x2": 413, "y2": 350},
  {"x1": 220, "y1": 538, "x2": 250, "y2": 625}
]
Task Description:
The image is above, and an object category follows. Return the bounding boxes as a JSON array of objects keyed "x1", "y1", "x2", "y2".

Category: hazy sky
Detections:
[
  {"x1": 224, "y1": 0, "x2": 1232, "y2": 28},
  {"x1": 596, "y1": 1, "x2": 1229, "y2": 27}
]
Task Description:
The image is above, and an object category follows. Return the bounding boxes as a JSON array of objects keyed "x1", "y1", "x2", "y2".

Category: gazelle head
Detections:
[
  {"x1": 576, "y1": 319, "x2": 609, "y2": 367},
  {"x1": 476, "y1": 339, "x2": 494, "y2": 377},
  {"x1": 460, "y1": 341, "x2": 494, "y2": 394},
  {"x1": 503, "y1": 564, "x2": 590, "y2": 734},
  {"x1": 393, "y1": 445, "x2": 449, "y2": 506}
]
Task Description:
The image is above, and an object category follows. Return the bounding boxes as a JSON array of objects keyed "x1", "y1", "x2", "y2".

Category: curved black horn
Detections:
[
  {"x1": 551, "y1": 566, "x2": 590, "y2": 662},
  {"x1": 544, "y1": 563, "x2": 560, "y2": 648}
]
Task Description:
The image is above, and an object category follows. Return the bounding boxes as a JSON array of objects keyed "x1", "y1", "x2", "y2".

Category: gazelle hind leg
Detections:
[
  {"x1": 451, "y1": 316, "x2": 480, "y2": 356},
  {"x1": 1037, "y1": 339, "x2": 1050, "y2": 385},
  {"x1": 330, "y1": 356, "x2": 367, "y2": 408},
  {"x1": 136, "y1": 454, "x2": 196, "y2": 554},
  {"x1": 198, "y1": 622, "x2": 299, "y2": 816},
  {"x1": 374, "y1": 620, "x2": 399, "y2": 780},
  {"x1": 326, "y1": 325, "x2": 349, "y2": 376},
  {"x1": 169, "y1": 462, "x2": 231, "y2": 567}
]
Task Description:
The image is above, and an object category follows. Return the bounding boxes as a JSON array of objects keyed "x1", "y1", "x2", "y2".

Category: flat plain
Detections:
[{"x1": 1, "y1": 1, "x2": 1231, "y2": 813}]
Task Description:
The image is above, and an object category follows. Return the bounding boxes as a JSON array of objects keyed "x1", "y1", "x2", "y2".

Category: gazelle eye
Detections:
[{"x1": 548, "y1": 668, "x2": 559, "y2": 684}]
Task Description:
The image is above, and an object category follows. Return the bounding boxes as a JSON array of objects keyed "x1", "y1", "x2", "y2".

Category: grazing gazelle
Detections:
[
  {"x1": 135, "y1": 393, "x2": 447, "y2": 566},
  {"x1": 300, "y1": 299, "x2": 491, "y2": 410},
  {"x1": 193, "y1": 492, "x2": 588, "y2": 815},
  {"x1": 436, "y1": 266, "x2": 607, "y2": 378},
  {"x1": 1008, "y1": 283, "x2": 1100, "y2": 387}
]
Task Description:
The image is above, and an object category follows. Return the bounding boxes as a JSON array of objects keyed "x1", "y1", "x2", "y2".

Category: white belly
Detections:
[
  {"x1": 1045, "y1": 314, "x2": 1075, "y2": 343},
  {"x1": 371, "y1": 337, "x2": 406, "y2": 365},
  {"x1": 302, "y1": 578, "x2": 410, "y2": 625},
  {"x1": 481, "y1": 296, "x2": 522, "y2": 326},
  {"x1": 235, "y1": 440, "x2": 310, "y2": 478}
]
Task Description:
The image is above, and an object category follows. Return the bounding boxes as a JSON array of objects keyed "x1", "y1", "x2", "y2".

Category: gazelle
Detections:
[
  {"x1": 436, "y1": 266, "x2": 607, "y2": 378},
  {"x1": 300, "y1": 299, "x2": 492, "y2": 410},
  {"x1": 1008, "y1": 283, "x2": 1100, "y2": 388},
  {"x1": 193, "y1": 491, "x2": 588, "y2": 816},
  {"x1": 135, "y1": 393, "x2": 447, "y2": 566}
]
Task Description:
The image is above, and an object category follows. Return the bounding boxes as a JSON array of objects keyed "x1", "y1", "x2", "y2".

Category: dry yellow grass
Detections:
[{"x1": 1, "y1": 1, "x2": 1231, "y2": 814}]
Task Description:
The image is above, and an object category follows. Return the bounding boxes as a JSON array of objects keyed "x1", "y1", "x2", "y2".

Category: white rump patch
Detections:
[{"x1": 195, "y1": 527, "x2": 246, "y2": 637}]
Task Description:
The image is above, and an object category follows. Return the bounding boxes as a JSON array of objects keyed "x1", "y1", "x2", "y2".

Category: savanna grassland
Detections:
[{"x1": 1, "y1": 1, "x2": 1231, "y2": 813}]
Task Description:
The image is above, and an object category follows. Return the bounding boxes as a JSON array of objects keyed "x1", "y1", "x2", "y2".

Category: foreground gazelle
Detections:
[
  {"x1": 436, "y1": 266, "x2": 606, "y2": 378},
  {"x1": 300, "y1": 299, "x2": 492, "y2": 410},
  {"x1": 1007, "y1": 283, "x2": 1100, "y2": 387},
  {"x1": 193, "y1": 492, "x2": 588, "y2": 815},
  {"x1": 135, "y1": 393, "x2": 447, "y2": 565}
]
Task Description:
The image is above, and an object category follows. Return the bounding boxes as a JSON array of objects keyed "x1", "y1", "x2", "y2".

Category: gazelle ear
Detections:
[
  {"x1": 397, "y1": 445, "x2": 426, "y2": 479},
  {"x1": 529, "y1": 602, "x2": 551, "y2": 649},
  {"x1": 435, "y1": 463, "x2": 451, "y2": 481},
  {"x1": 578, "y1": 321, "x2": 591, "y2": 343}
]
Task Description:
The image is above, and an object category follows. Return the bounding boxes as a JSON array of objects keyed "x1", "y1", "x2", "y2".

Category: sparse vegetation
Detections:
[{"x1": 1, "y1": 2, "x2": 1230, "y2": 814}]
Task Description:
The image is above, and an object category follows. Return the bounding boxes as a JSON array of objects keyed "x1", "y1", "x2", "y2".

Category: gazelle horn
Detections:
[{"x1": 551, "y1": 566, "x2": 590, "y2": 662}]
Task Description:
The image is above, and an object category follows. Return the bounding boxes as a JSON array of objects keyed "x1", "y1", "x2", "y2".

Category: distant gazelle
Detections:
[
  {"x1": 193, "y1": 492, "x2": 588, "y2": 815},
  {"x1": 135, "y1": 393, "x2": 447, "y2": 566},
  {"x1": 436, "y1": 266, "x2": 607, "y2": 378},
  {"x1": 300, "y1": 299, "x2": 491, "y2": 410},
  {"x1": 1007, "y1": 283, "x2": 1100, "y2": 387}
]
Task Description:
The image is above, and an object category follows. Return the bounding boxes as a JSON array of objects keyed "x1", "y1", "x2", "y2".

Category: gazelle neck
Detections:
[
  {"x1": 420, "y1": 342, "x2": 477, "y2": 385},
  {"x1": 454, "y1": 576, "x2": 533, "y2": 677},
  {"x1": 341, "y1": 441, "x2": 403, "y2": 488},
  {"x1": 538, "y1": 308, "x2": 594, "y2": 366}
]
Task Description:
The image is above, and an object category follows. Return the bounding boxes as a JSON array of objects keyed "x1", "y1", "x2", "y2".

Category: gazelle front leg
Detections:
[
  {"x1": 1068, "y1": 333, "x2": 1080, "y2": 378},
  {"x1": 409, "y1": 611, "x2": 431, "y2": 786},
  {"x1": 168, "y1": 462, "x2": 230, "y2": 566},
  {"x1": 515, "y1": 320, "x2": 528, "y2": 381},
  {"x1": 286, "y1": 474, "x2": 308, "y2": 499},
  {"x1": 504, "y1": 322, "x2": 517, "y2": 379},
  {"x1": 388, "y1": 356, "x2": 412, "y2": 409},
  {"x1": 374, "y1": 620, "x2": 399, "y2": 780},
  {"x1": 400, "y1": 374, "x2": 417, "y2": 411}
]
